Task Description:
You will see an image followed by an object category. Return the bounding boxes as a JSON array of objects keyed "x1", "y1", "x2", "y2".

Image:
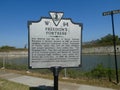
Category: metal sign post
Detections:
[
  {"x1": 103, "y1": 9, "x2": 120, "y2": 84},
  {"x1": 50, "y1": 67, "x2": 63, "y2": 90}
]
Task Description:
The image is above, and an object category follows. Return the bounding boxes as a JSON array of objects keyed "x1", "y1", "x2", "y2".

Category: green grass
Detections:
[
  {"x1": 0, "y1": 62, "x2": 120, "y2": 89},
  {"x1": 0, "y1": 78, "x2": 29, "y2": 90}
]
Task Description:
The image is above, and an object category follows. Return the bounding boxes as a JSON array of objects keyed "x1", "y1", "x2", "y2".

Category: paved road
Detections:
[{"x1": 0, "y1": 70, "x2": 115, "y2": 90}]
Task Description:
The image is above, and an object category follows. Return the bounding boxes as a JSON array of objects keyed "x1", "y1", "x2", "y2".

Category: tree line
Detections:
[
  {"x1": 0, "y1": 34, "x2": 120, "y2": 50},
  {"x1": 0, "y1": 45, "x2": 27, "y2": 52},
  {"x1": 83, "y1": 34, "x2": 120, "y2": 47}
]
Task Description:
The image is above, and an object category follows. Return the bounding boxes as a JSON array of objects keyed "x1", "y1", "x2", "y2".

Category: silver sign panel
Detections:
[{"x1": 28, "y1": 12, "x2": 83, "y2": 68}]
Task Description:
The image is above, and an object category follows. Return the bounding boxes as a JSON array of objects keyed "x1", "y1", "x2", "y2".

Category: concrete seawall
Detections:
[
  {"x1": 0, "y1": 51, "x2": 28, "y2": 57},
  {"x1": 82, "y1": 45, "x2": 120, "y2": 55}
]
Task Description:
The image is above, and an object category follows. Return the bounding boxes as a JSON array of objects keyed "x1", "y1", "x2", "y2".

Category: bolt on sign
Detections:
[{"x1": 28, "y1": 12, "x2": 83, "y2": 69}]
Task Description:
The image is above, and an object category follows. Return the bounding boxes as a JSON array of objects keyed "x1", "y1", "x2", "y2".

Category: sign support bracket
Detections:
[{"x1": 50, "y1": 66, "x2": 63, "y2": 90}]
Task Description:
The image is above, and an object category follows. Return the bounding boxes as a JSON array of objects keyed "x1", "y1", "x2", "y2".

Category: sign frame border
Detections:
[{"x1": 28, "y1": 11, "x2": 83, "y2": 69}]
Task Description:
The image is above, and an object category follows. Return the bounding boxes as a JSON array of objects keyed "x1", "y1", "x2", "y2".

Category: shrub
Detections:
[{"x1": 85, "y1": 64, "x2": 109, "y2": 79}]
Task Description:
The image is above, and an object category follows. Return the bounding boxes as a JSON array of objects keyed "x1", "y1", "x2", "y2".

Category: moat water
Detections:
[{"x1": 0, "y1": 55, "x2": 120, "y2": 71}]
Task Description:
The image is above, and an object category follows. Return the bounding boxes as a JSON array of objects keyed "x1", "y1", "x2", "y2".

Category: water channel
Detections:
[{"x1": 0, "y1": 55, "x2": 120, "y2": 71}]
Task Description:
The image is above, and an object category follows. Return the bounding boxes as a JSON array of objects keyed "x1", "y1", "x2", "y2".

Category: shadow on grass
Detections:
[{"x1": 29, "y1": 85, "x2": 53, "y2": 90}]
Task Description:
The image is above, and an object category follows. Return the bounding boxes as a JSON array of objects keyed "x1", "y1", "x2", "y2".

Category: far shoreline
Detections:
[
  {"x1": 0, "y1": 51, "x2": 120, "y2": 58},
  {"x1": 0, "y1": 51, "x2": 28, "y2": 58}
]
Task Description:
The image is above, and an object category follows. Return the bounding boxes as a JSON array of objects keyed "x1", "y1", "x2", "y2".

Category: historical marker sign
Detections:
[{"x1": 28, "y1": 12, "x2": 83, "y2": 68}]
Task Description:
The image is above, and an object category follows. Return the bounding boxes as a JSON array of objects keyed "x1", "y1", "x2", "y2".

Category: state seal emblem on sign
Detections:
[{"x1": 50, "y1": 12, "x2": 63, "y2": 26}]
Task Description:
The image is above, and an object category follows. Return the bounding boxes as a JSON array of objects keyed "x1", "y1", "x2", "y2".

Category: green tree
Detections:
[
  {"x1": 0, "y1": 45, "x2": 16, "y2": 50},
  {"x1": 97, "y1": 34, "x2": 120, "y2": 45}
]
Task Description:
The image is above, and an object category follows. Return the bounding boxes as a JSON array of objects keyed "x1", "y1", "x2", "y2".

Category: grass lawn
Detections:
[
  {"x1": 5, "y1": 69, "x2": 120, "y2": 90},
  {"x1": 0, "y1": 78, "x2": 29, "y2": 90},
  {"x1": 0, "y1": 68, "x2": 120, "y2": 90}
]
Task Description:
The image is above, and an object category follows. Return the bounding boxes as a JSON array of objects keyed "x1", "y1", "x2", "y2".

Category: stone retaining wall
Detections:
[
  {"x1": 0, "y1": 51, "x2": 28, "y2": 57},
  {"x1": 0, "y1": 45, "x2": 120, "y2": 57},
  {"x1": 82, "y1": 45, "x2": 120, "y2": 55}
]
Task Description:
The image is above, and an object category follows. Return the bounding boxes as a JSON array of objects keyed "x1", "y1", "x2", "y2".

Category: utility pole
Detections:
[{"x1": 103, "y1": 9, "x2": 120, "y2": 84}]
